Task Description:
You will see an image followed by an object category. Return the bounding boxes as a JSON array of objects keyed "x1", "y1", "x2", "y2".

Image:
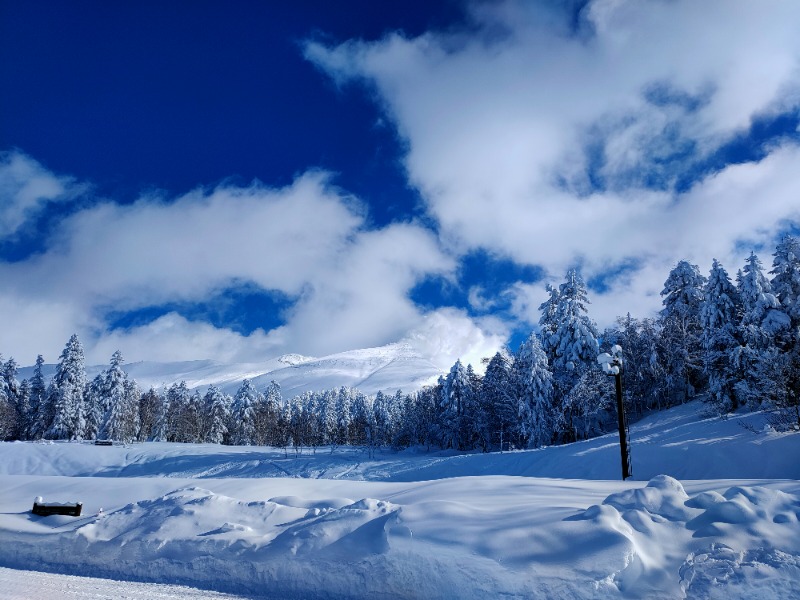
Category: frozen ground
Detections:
[{"x1": 0, "y1": 401, "x2": 798, "y2": 599}]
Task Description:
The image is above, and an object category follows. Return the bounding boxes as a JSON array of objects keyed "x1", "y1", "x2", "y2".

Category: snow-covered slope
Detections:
[
  {"x1": 1, "y1": 400, "x2": 799, "y2": 599},
  {"x1": 17, "y1": 342, "x2": 443, "y2": 397}
]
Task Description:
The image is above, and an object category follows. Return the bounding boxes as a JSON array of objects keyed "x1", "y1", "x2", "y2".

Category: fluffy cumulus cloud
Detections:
[
  {"x1": 306, "y1": 0, "x2": 800, "y2": 324},
  {"x1": 0, "y1": 157, "x2": 467, "y2": 365},
  {"x1": 402, "y1": 307, "x2": 509, "y2": 372}
]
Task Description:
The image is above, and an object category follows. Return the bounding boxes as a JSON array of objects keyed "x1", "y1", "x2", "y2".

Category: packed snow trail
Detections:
[{"x1": 0, "y1": 567, "x2": 260, "y2": 600}]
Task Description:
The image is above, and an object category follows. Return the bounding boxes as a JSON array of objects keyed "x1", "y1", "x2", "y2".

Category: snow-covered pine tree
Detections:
[
  {"x1": 231, "y1": 379, "x2": 260, "y2": 445},
  {"x1": 730, "y1": 252, "x2": 789, "y2": 410},
  {"x1": 151, "y1": 388, "x2": 170, "y2": 442},
  {"x1": 46, "y1": 334, "x2": 88, "y2": 440},
  {"x1": 16, "y1": 378, "x2": 31, "y2": 439},
  {"x1": 700, "y1": 259, "x2": 741, "y2": 413},
  {"x1": 550, "y1": 270, "x2": 600, "y2": 398},
  {"x1": 373, "y1": 391, "x2": 392, "y2": 448},
  {"x1": 138, "y1": 387, "x2": 162, "y2": 442},
  {"x1": 166, "y1": 381, "x2": 191, "y2": 442},
  {"x1": 439, "y1": 360, "x2": 478, "y2": 450},
  {"x1": 0, "y1": 356, "x2": 19, "y2": 440},
  {"x1": 3, "y1": 357, "x2": 21, "y2": 416},
  {"x1": 83, "y1": 373, "x2": 104, "y2": 440},
  {"x1": 480, "y1": 350, "x2": 515, "y2": 450},
  {"x1": 98, "y1": 351, "x2": 127, "y2": 440},
  {"x1": 770, "y1": 234, "x2": 800, "y2": 328},
  {"x1": 603, "y1": 314, "x2": 663, "y2": 416},
  {"x1": 561, "y1": 367, "x2": 615, "y2": 440},
  {"x1": 101, "y1": 359, "x2": 139, "y2": 443},
  {"x1": 258, "y1": 380, "x2": 282, "y2": 446},
  {"x1": 538, "y1": 283, "x2": 561, "y2": 364},
  {"x1": 319, "y1": 389, "x2": 338, "y2": 450},
  {"x1": 27, "y1": 355, "x2": 48, "y2": 439},
  {"x1": 183, "y1": 390, "x2": 203, "y2": 443},
  {"x1": 769, "y1": 235, "x2": 800, "y2": 429},
  {"x1": 203, "y1": 385, "x2": 229, "y2": 444},
  {"x1": 304, "y1": 392, "x2": 324, "y2": 452},
  {"x1": 121, "y1": 378, "x2": 141, "y2": 442},
  {"x1": 0, "y1": 355, "x2": 17, "y2": 440},
  {"x1": 335, "y1": 387, "x2": 353, "y2": 447},
  {"x1": 287, "y1": 394, "x2": 307, "y2": 453},
  {"x1": 253, "y1": 381, "x2": 282, "y2": 446},
  {"x1": 659, "y1": 261, "x2": 706, "y2": 404},
  {"x1": 512, "y1": 333, "x2": 555, "y2": 448}
]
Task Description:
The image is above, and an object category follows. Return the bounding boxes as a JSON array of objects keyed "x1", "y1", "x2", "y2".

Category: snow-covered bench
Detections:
[
  {"x1": 94, "y1": 440, "x2": 113, "y2": 446},
  {"x1": 32, "y1": 497, "x2": 83, "y2": 517}
]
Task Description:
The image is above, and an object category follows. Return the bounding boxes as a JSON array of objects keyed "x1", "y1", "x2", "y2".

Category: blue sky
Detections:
[{"x1": 1, "y1": 0, "x2": 799, "y2": 369}]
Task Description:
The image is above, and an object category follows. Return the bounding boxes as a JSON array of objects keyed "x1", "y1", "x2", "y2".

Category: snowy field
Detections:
[{"x1": 1, "y1": 401, "x2": 799, "y2": 599}]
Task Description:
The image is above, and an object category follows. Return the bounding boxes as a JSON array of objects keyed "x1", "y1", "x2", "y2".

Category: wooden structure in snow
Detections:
[{"x1": 32, "y1": 497, "x2": 83, "y2": 517}]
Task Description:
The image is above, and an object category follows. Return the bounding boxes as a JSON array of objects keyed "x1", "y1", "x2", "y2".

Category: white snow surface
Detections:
[
  {"x1": 1, "y1": 400, "x2": 799, "y2": 599},
  {"x1": 17, "y1": 342, "x2": 442, "y2": 397}
]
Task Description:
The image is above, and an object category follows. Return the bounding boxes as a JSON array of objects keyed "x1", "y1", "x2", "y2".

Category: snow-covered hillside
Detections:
[
  {"x1": 1, "y1": 400, "x2": 799, "y2": 599},
  {"x1": 17, "y1": 342, "x2": 443, "y2": 397}
]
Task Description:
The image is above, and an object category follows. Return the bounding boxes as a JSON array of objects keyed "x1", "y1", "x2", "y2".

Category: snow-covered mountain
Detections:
[{"x1": 17, "y1": 342, "x2": 445, "y2": 398}]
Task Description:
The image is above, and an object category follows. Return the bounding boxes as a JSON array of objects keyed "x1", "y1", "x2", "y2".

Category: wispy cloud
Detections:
[{"x1": 0, "y1": 150, "x2": 84, "y2": 239}]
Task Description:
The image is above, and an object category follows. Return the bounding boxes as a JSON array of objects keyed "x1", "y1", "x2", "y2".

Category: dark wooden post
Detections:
[
  {"x1": 614, "y1": 369, "x2": 632, "y2": 480},
  {"x1": 598, "y1": 345, "x2": 632, "y2": 480}
]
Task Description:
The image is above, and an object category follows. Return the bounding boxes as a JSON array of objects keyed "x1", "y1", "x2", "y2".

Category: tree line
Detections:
[{"x1": 1, "y1": 235, "x2": 798, "y2": 449}]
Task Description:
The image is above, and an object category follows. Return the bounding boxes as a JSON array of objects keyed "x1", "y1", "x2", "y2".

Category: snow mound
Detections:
[
  {"x1": 686, "y1": 485, "x2": 800, "y2": 542},
  {"x1": 564, "y1": 476, "x2": 800, "y2": 596},
  {"x1": 268, "y1": 498, "x2": 400, "y2": 558},
  {"x1": 602, "y1": 474, "x2": 693, "y2": 522},
  {"x1": 78, "y1": 487, "x2": 303, "y2": 549},
  {"x1": 679, "y1": 544, "x2": 800, "y2": 599}
]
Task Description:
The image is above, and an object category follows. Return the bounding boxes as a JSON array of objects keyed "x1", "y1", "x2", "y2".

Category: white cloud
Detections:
[
  {"x1": 402, "y1": 307, "x2": 508, "y2": 373},
  {"x1": 0, "y1": 160, "x2": 501, "y2": 367},
  {"x1": 89, "y1": 313, "x2": 280, "y2": 365},
  {"x1": 307, "y1": 0, "x2": 800, "y2": 327},
  {"x1": 0, "y1": 150, "x2": 83, "y2": 239}
]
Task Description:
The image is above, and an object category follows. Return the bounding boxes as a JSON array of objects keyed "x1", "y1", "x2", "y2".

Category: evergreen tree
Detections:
[
  {"x1": 204, "y1": 385, "x2": 229, "y2": 444},
  {"x1": 769, "y1": 235, "x2": 800, "y2": 429},
  {"x1": 538, "y1": 283, "x2": 561, "y2": 363},
  {"x1": 437, "y1": 359, "x2": 482, "y2": 450},
  {"x1": 0, "y1": 355, "x2": 17, "y2": 440},
  {"x1": 138, "y1": 387, "x2": 162, "y2": 442},
  {"x1": 46, "y1": 334, "x2": 87, "y2": 440},
  {"x1": 231, "y1": 379, "x2": 260, "y2": 445},
  {"x1": 0, "y1": 355, "x2": 19, "y2": 440},
  {"x1": 731, "y1": 252, "x2": 788, "y2": 409},
  {"x1": 28, "y1": 355, "x2": 48, "y2": 439},
  {"x1": 17, "y1": 378, "x2": 31, "y2": 438},
  {"x1": 549, "y1": 270, "x2": 600, "y2": 414},
  {"x1": 166, "y1": 381, "x2": 191, "y2": 442},
  {"x1": 659, "y1": 261, "x2": 706, "y2": 403},
  {"x1": 98, "y1": 351, "x2": 127, "y2": 440},
  {"x1": 258, "y1": 380, "x2": 282, "y2": 446},
  {"x1": 335, "y1": 387, "x2": 352, "y2": 447},
  {"x1": 480, "y1": 350, "x2": 515, "y2": 450},
  {"x1": 701, "y1": 259, "x2": 741, "y2": 413},
  {"x1": 151, "y1": 388, "x2": 170, "y2": 442},
  {"x1": 512, "y1": 334, "x2": 555, "y2": 448},
  {"x1": 770, "y1": 234, "x2": 800, "y2": 327}
]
